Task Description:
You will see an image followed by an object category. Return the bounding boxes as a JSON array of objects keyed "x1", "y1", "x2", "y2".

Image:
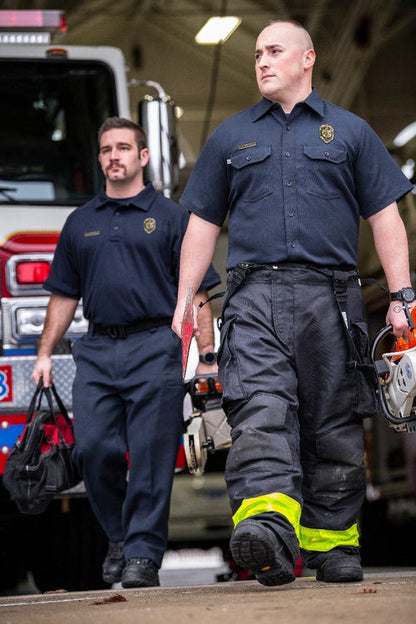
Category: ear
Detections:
[
  {"x1": 139, "y1": 147, "x2": 150, "y2": 167},
  {"x1": 304, "y1": 48, "x2": 316, "y2": 70}
]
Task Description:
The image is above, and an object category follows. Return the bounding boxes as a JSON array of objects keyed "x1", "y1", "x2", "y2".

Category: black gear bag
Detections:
[{"x1": 2, "y1": 380, "x2": 80, "y2": 514}]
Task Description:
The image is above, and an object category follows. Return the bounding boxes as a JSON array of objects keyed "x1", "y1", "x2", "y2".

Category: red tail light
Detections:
[{"x1": 16, "y1": 262, "x2": 50, "y2": 284}]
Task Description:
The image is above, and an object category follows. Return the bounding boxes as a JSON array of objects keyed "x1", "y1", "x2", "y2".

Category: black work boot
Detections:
[
  {"x1": 316, "y1": 553, "x2": 363, "y2": 583},
  {"x1": 102, "y1": 541, "x2": 125, "y2": 584},
  {"x1": 230, "y1": 519, "x2": 295, "y2": 586},
  {"x1": 121, "y1": 558, "x2": 160, "y2": 588}
]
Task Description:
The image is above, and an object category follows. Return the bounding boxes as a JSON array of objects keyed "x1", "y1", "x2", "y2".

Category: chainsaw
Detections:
[
  {"x1": 371, "y1": 306, "x2": 416, "y2": 433},
  {"x1": 183, "y1": 375, "x2": 231, "y2": 474}
]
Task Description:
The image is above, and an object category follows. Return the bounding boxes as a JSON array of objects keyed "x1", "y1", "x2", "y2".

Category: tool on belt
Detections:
[{"x1": 371, "y1": 305, "x2": 416, "y2": 433}]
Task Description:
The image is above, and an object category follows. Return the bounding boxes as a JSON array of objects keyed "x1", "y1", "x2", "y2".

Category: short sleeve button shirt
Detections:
[
  {"x1": 181, "y1": 89, "x2": 413, "y2": 270},
  {"x1": 45, "y1": 182, "x2": 220, "y2": 325}
]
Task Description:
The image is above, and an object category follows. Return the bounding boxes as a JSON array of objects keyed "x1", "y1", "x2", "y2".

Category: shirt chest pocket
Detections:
[
  {"x1": 303, "y1": 144, "x2": 348, "y2": 199},
  {"x1": 228, "y1": 145, "x2": 273, "y2": 202}
]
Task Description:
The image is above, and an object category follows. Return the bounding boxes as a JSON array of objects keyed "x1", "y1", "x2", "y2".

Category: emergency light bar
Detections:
[
  {"x1": 0, "y1": 10, "x2": 66, "y2": 30},
  {"x1": 0, "y1": 10, "x2": 66, "y2": 44}
]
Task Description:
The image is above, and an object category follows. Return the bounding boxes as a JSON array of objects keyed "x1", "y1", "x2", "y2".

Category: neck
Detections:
[
  {"x1": 105, "y1": 179, "x2": 146, "y2": 199},
  {"x1": 272, "y1": 85, "x2": 313, "y2": 115}
]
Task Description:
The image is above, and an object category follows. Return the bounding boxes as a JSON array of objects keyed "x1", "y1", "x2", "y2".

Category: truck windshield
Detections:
[{"x1": 0, "y1": 58, "x2": 118, "y2": 205}]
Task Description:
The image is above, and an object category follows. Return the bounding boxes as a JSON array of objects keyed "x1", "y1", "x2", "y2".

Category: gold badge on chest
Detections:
[
  {"x1": 319, "y1": 124, "x2": 335, "y2": 144},
  {"x1": 143, "y1": 217, "x2": 156, "y2": 234}
]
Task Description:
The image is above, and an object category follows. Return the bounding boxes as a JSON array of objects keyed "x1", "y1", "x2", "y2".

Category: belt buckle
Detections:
[{"x1": 107, "y1": 325, "x2": 126, "y2": 339}]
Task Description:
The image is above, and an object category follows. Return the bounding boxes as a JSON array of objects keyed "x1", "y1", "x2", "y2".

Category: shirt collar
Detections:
[
  {"x1": 95, "y1": 181, "x2": 157, "y2": 212},
  {"x1": 251, "y1": 87, "x2": 325, "y2": 122}
]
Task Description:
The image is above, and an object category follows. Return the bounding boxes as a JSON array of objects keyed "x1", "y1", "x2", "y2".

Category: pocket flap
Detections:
[
  {"x1": 304, "y1": 144, "x2": 346, "y2": 164},
  {"x1": 229, "y1": 145, "x2": 271, "y2": 169}
]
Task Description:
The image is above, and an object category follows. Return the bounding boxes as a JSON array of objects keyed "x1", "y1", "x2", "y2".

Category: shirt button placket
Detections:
[
  {"x1": 110, "y1": 207, "x2": 122, "y2": 241},
  {"x1": 282, "y1": 124, "x2": 297, "y2": 256}
]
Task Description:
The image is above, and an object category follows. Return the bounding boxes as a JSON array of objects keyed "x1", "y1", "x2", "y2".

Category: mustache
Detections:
[{"x1": 106, "y1": 163, "x2": 127, "y2": 175}]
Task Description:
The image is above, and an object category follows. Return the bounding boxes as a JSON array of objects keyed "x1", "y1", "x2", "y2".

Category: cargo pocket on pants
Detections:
[
  {"x1": 217, "y1": 317, "x2": 247, "y2": 402},
  {"x1": 349, "y1": 320, "x2": 378, "y2": 418}
]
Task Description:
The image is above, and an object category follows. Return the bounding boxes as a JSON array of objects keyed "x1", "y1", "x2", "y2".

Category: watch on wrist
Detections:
[
  {"x1": 389, "y1": 287, "x2": 416, "y2": 303},
  {"x1": 199, "y1": 351, "x2": 217, "y2": 365}
]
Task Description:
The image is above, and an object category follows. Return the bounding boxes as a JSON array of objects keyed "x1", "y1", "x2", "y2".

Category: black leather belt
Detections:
[{"x1": 90, "y1": 317, "x2": 171, "y2": 339}]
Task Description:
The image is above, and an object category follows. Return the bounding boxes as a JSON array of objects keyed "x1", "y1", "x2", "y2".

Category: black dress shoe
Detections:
[
  {"x1": 230, "y1": 519, "x2": 295, "y2": 586},
  {"x1": 102, "y1": 541, "x2": 125, "y2": 584},
  {"x1": 121, "y1": 558, "x2": 160, "y2": 588}
]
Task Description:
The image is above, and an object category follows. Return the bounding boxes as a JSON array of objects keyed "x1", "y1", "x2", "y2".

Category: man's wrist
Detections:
[
  {"x1": 198, "y1": 351, "x2": 217, "y2": 365},
  {"x1": 389, "y1": 286, "x2": 416, "y2": 303}
]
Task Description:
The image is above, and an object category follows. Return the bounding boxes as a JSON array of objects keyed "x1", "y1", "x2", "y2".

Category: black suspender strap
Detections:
[{"x1": 332, "y1": 270, "x2": 364, "y2": 370}]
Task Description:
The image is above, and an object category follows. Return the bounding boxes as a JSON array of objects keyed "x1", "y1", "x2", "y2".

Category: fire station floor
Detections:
[{"x1": 0, "y1": 569, "x2": 415, "y2": 624}]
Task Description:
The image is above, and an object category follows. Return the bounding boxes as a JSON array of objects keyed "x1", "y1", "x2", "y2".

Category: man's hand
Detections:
[
  {"x1": 172, "y1": 300, "x2": 199, "y2": 339},
  {"x1": 196, "y1": 361, "x2": 218, "y2": 377},
  {"x1": 31, "y1": 355, "x2": 53, "y2": 387},
  {"x1": 386, "y1": 301, "x2": 415, "y2": 338}
]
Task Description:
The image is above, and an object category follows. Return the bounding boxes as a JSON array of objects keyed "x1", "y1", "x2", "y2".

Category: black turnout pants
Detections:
[{"x1": 218, "y1": 264, "x2": 372, "y2": 567}]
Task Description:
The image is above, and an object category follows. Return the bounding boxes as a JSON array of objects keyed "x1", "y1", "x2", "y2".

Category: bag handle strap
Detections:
[
  {"x1": 27, "y1": 379, "x2": 44, "y2": 422},
  {"x1": 49, "y1": 383, "x2": 70, "y2": 421},
  {"x1": 27, "y1": 378, "x2": 72, "y2": 429}
]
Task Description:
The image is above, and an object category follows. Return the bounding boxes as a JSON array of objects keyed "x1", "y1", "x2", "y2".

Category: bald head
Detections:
[
  {"x1": 263, "y1": 19, "x2": 314, "y2": 52},
  {"x1": 255, "y1": 20, "x2": 316, "y2": 112}
]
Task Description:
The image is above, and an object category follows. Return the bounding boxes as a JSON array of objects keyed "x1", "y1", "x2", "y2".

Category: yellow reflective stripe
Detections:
[
  {"x1": 299, "y1": 523, "x2": 360, "y2": 552},
  {"x1": 232, "y1": 492, "x2": 301, "y2": 538}
]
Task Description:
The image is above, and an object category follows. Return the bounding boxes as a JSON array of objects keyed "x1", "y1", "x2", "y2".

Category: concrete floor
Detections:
[{"x1": 0, "y1": 570, "x2": 415, "y2": 624}]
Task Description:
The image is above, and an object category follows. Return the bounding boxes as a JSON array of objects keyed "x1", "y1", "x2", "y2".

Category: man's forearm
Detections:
[
  {"x1": 172, "y1": 214, "x2": 221, "y2": 337},
  {"x1": 194, "y1": 289, "x2": 215, "y2": 354},
  {"x1": 37, "y1": 294, "x2": 79, "y2": 357},
  {"x1": 368, "y1": 202, "x2": 413, "y2": 336},
  {"x1": 368, "y1": 202, "x2": 411, "y2": 291},
  {"x1": 32, "y1": 294, "x2": 79, "y2": 386}
]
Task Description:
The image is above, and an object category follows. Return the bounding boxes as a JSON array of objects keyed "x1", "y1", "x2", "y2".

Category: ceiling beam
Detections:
[{"x1": 315, "y1": 0, "x2": 416, "y2": 108}]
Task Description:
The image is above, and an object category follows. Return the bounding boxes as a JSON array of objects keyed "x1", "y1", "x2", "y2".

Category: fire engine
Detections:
[{"x1": 0, "y1": 9, "x2": 190, "y2": 592}]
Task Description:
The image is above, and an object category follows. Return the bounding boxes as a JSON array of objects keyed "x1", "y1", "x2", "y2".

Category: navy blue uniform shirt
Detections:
[
  {"x1": 181, "y1": 89, "x2": 413, "y2": 270},
  {"x1": 45, "y1": 182, "x2": 220, "y2": 325}
]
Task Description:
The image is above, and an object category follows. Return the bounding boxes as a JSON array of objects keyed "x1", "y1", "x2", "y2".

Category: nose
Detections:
[{"x1": 258, "y1": 53, "x2": 269, "y2": 69}]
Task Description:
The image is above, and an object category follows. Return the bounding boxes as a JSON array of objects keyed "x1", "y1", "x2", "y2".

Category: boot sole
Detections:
[
  {"x1": 230, "y1": 524, "x2": 295, "y2": 586},
  {"x1": 316, "y1": 568, "x2": 363, "y2": 582},
  {"x1": 121, "y1": 576, "x2": 160, "y2": 588}
]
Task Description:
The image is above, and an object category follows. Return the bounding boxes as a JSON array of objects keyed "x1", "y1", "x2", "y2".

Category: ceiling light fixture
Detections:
[
  {"x1": 393, "y1": 121, "x2": 416, "y2": 147},
  {"x1": 195, "y1": 16, "x2": 241, "y2": 45}
]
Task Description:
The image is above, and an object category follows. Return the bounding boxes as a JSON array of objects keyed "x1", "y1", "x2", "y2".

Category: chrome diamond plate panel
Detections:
[{"x1": 0, "y1": 354, "x2": 75, "y2": 411}]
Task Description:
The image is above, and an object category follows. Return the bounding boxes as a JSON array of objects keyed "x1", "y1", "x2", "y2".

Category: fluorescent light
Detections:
[
  {"x1": 195, "y1": 16, "x2": 241, "y2": 45},
  {"x1": 393, "y1": 121, "x2": 416, "y2": 147}
]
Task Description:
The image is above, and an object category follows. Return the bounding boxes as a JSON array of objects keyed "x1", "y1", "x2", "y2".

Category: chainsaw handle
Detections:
[{"x1": 370, "y1": 324, "x2": 393, "y2": 363}]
